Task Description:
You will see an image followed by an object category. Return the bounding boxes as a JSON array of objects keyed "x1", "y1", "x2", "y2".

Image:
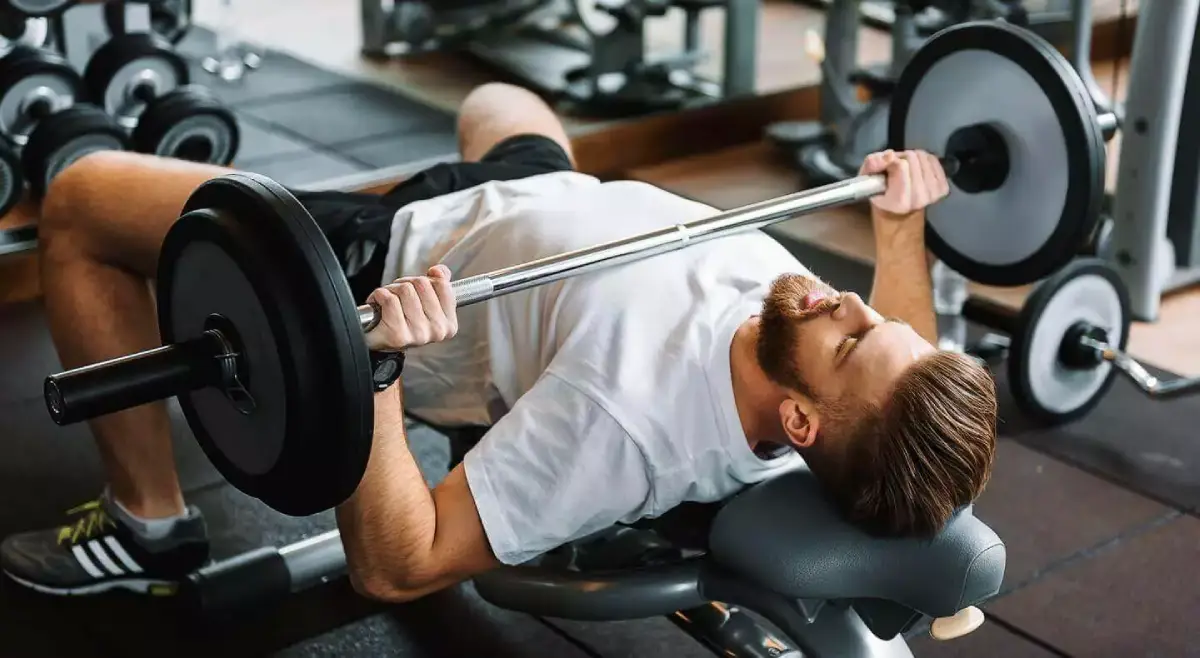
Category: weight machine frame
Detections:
[
  {"x1": 1106, "y1": 0, "x2": 1200, "y2": 322},
  {"x1": 358, "y1": 0, "x2": 758, "y2": 114}
]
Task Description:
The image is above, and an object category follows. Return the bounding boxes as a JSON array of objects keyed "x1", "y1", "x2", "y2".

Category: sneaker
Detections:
[{"x1": 0, "y1": 499, "x2": 209, "y2": 596}]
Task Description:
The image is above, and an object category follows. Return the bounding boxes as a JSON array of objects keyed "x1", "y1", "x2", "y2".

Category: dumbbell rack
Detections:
[{"x1": 0, "y1": 0, "x2": 239, "y2": 257}]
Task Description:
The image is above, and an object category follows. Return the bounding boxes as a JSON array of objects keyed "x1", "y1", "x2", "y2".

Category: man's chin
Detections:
[{"x1": 762, "y1": 272, "x2": 838, "y2": 323}]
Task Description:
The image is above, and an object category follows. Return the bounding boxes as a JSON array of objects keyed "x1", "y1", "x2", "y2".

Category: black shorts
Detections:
[{"x1": 291, "y1": 134, "x2": 573, "y2": 303}]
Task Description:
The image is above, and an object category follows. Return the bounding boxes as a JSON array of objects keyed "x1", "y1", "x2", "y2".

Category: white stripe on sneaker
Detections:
[
  {"x1": 87, "y1": 540, "x2": 124, "y2": 576},
  {"x1": 71, "y1": 545, "x2": 105, "y2": 579},
  {"x1": 103, "y1": 536, "x2": 143, "y2": 574}
]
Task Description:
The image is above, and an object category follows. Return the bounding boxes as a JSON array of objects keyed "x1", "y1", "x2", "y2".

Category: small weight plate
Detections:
[
  {"x1": 0, "y1": 45, "x2": 82, "y2": 139},
  {"x1": 131, "y1": 85, "x2": 239, "y2": 164},
  {"x1": 1008, "y1": 258, "x2": 1130, "y2": 425},
  {"x1": 0, "y1": 138, "x2": 23, "y2": 216},
  {"x1": 105, "y1": 0, "x2": 191, "y2": 44},
  {"x1": 575, "y1": 0, "x2": 617, "y2": 37},
  {"x1": 22, "y1": 104, "x2": 128, "y2": 198},
  {"x1": 157, "y1": 174, "x2": 373, "y2": 516},
  {"x1": 0, "y1": 13, "x2": 49, "y2": 56},
  {"x1": 0, "y1": 0, "x2": 73, "y2": 17},
  {"x1": 83, "y1": 33, "x2": 187, "y2": 122},
  {"x1": 889, "y1": 21, "x2": 1104, "y2": 286}
]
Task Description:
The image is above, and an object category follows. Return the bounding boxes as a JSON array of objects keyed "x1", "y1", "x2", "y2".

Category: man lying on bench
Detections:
[{"x1": 1, "y1": 82, "x2": 996, "y2": 600}]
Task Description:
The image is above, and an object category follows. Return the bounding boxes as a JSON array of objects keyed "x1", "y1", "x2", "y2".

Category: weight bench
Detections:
[{"x1": 188, "y1": 458, "x2": 1005, "y2": 658}]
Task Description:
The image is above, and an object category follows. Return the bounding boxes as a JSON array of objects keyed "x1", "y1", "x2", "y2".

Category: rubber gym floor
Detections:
[{"x1": 2, "y1": 1, "x2": 1199, "y2": 656}]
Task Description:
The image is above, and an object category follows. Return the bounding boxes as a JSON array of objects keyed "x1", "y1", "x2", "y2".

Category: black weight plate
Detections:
[
  {"x1": 22, "y1": 103, "x2": 128, "y2": 198},
  {"x1": 157, "y1": 173, "x2": 373, "y2": 516},
  {"x1": 105, "y1": 0, "x2": 191, "y2": 44},
  {"x1": 889, "y1": 21, "x2": 1105, "y2": 287},
  {"x1": 132, "y1": 85, "x2": 239, "y2": 164},
  {"x1": 83, "y1": 33, "x2": 187, "y2": 121},
  {"x1": 1008, "y1": 258, "x2": 1130, "y2": 425},
  {"x1": 0, "y1": 138, "x2": 22, "y2": 216},
  {"x1": 0, "y1": 0, "x2": 73, "y2": 17},
  {"x1": 0, "y1": 45, "x2": 82, "y2": 138}
]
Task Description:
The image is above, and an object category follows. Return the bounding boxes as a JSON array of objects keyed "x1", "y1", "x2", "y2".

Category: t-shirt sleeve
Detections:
[{"x1": 462, "y1": 373, "x2": 652, "y2": 565}]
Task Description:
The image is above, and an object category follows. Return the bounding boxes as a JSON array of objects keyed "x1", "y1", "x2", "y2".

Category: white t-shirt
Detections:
[{"x1": 382, "y1": 171, "x2": 805, "y2": 565}]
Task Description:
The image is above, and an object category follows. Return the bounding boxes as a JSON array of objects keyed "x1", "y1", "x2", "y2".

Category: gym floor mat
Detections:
[
  {"x1": 986, "y1": 514, "x2": 1200, "y2": 657},
  {"x1": 175, "y1": 29, "x2": 355, "y2": 106},
  {"x1": 174, "y1": 27, "x2": 459, "y2": 183},
  {"x1": 905, "y1": 619, "x2": 1061, "y2": 658}
]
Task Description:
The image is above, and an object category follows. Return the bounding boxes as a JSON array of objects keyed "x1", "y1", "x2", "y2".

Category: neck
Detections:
[{"x1": 729, "y1": 318, "x2": 787, "y2": 449}]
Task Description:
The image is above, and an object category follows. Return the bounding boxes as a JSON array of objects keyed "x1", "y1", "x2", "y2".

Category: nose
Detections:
[{"x1": 831, "y1": 293, "x2": 880, "y2": 329}]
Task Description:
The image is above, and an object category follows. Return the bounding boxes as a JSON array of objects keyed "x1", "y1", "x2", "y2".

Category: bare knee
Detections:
[
  {"x1": 459, "y1": 82, "x2": 542, "y2": 120},
  {"x1": 457, "y1": 83, "x2": 573, "y2": 164},
  {"x1": 41, "y1": 151, "x2": 135, "y2": 238}
]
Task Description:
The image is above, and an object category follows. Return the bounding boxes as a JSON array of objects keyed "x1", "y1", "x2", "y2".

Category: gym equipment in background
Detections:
[
  {"x1": 1100, "y1": 0, "x2": 1200, "y2": 322},
  {"x1": 0, "y1": 45, "x2": 125, "y2": 201},
  {"x1": 970, "y1": 258, "x2": 1200, "y2": 425},
  {"x1": 768, "y1": 0, "x2": 1051, "y2": 187},
  {"x1": 103, "y1": 0, "x2": 193, "y2": 45},
  {"x1": 83, "y1": 33, "x2": 238, "y2": 164},
  {"x1": 0, "y1": 0, "x2": 75, "y2": 19},
  {"x1": 360, "y1": 0, "x2": 758, "y2": 117},
  {"x1": 361, "y1": 0, "x2": 548, "y2": 52},
  {"x1": 766, "y1": 0, "x2": 927, "y2": 186},
  {"x1": 0, "y1": 5, "x2": 49, "y2": 56},
  {"x1": 40, "y1": 20, "x2": 1112, "y2": 514}
]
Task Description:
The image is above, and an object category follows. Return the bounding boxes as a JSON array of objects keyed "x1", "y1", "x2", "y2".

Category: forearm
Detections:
[
  {"x1": 869, "y1": 209, "x2": 938, "y2": 343},
  {"x1": 335, "y1": 382, "x2": 438, "y2": 595}
]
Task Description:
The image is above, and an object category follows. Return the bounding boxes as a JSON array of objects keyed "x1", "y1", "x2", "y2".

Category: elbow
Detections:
[{"x1": 347, "y1": 562, "x2": 439, "y2": 604}]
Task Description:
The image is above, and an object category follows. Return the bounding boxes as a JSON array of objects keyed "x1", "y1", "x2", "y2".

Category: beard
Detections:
[
  {"x1": 760, "y1": 273, "x2": 840, "y2": 323},
  {"x1": 755, "y1": 273, "x2": 840, "y2": 396}
]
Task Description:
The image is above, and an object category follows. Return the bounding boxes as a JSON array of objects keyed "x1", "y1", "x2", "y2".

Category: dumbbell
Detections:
[
  {"x1": 0, "y1": 3, "x2": 48, "y2": 55},
  {"x1": 84, "y1": 33, "x2": 238, "y2": 165},
  {"x1": 104, "y1": 0, "x2": 193, "y2": 45},
  {"x1": 0, "y1": 0, "x2": 75, "y2": 18},
  {"x1": 0, "y1": 45, "x2": 127, "y2": 207}
]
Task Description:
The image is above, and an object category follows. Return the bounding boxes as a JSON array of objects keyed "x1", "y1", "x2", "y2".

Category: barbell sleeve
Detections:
[
  {"x1": 1082, "y1": 337, "x2": 1200, "y2": 399},
  {"x1": 356, "y1": 172, "x2": 892, "y2": 332},
  {"x1": 44, "y1": 334, "x2": 225, "y2": 426}
]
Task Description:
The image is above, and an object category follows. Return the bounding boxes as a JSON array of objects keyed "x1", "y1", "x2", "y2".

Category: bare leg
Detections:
[
  {"x1": 39, "y1": 152, "x2": 231, "y2": 519},
  {"x1": 456, "y1": 83, "x2": 575, "y2": 165}
]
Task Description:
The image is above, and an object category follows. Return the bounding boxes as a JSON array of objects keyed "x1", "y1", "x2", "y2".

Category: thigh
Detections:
[
  {"x1": 377, "y1": 134, "x2": 575, "y2": 209},
  {"x1": 42, "y1": 152, "x2": 231, "y2": 276}
]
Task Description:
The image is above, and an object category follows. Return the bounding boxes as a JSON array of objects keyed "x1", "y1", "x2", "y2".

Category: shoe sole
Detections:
[{"x1": 2, "y1": 569, "x2": 176, "y2": 596}]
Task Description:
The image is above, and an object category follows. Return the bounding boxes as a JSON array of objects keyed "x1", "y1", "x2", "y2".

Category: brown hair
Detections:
[
  {"x1": 830, "y1": 351, "x2": 997, "y2": 538},
  {"x1": 754, "y1": 275, "x2": 996, "y2": 537}
]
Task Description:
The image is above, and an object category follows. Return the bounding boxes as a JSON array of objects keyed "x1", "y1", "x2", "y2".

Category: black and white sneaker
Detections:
[{"x1": 0, "y1": 498, "x2": 209, "y2": 596}]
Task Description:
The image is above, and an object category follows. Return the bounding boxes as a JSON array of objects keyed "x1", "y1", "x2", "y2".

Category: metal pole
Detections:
[
  {"x1": 280, "y1": 530, "x2": 347, "y2": 593},
  {"x1": 721, "y1": 0, "x2": 758, "y2": 98},
  {"x1": 1083, "y1": 337, "x2": 1200, "y2": 398},
  {"x1": 1108, "y1": 0, "x2": 1200, "y2": 321},
  {"x1": 359, "y1": 174, "x2": 888, "y2": 331}
]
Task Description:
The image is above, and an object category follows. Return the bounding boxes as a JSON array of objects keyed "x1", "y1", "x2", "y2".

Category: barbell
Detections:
[{"x1": 43, "y1": 22, "x2": 1114, "y2": 515}]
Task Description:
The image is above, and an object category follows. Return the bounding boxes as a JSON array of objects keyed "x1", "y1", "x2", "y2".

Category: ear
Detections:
[{"x1": 779, "y1": 396, "x2": 820, "y2": 449}]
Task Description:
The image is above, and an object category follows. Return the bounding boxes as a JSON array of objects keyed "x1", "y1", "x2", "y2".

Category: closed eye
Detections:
[{"x1": 835, "y1": 318, "x2": 906, "y2": 368}]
